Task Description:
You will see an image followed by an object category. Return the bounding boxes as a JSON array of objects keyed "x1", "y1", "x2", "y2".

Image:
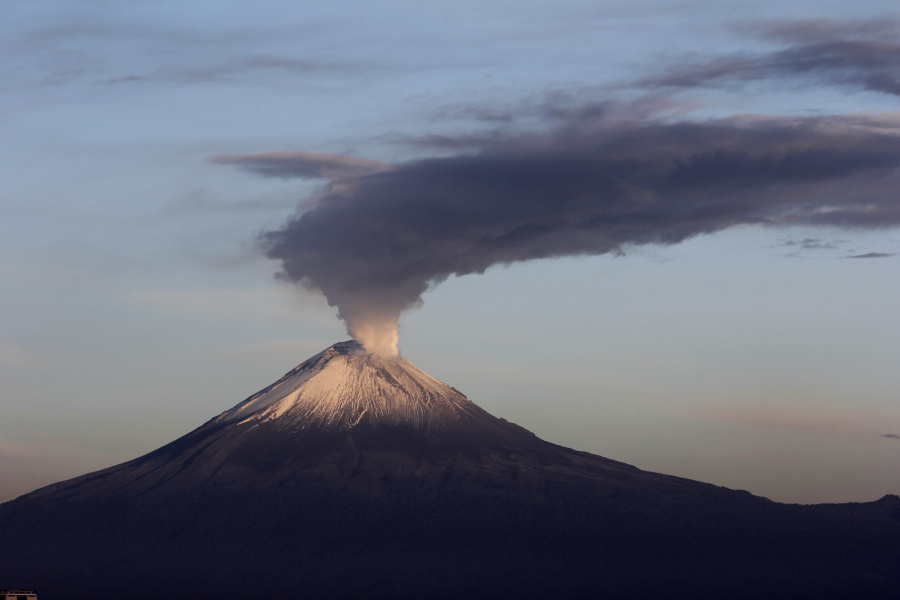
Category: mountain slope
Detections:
[
  {"x1": 2, "y1": 341, "x2": 899, "y2": 600},
  {"x1": 214, "y1": 340, "x2": 482, "y2": 430},
  {"x1": 20, "y1": 340, "x2": 650, "y2": 501}
]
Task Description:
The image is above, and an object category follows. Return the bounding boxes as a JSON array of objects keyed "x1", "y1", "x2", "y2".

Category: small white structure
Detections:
[{"x1": 0, "y1": 591, "x2": 37, "y2": 600}]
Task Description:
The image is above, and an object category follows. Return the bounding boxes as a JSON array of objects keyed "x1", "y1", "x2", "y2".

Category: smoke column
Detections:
[{"x1": 216, "y1": 113, "x2": 900, "y2": 357}]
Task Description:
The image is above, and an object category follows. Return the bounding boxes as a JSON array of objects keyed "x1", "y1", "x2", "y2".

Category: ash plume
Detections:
[
  {"x1": 206, "y1": 19, "x2": 900, "y2": 357},
  {"x1": 223, "y1": 112, "x2": 900, "y2": 357}
]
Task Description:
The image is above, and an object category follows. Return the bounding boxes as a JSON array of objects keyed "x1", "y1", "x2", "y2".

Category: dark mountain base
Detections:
[{"x1": 4, "y1": 475, "x2": 899, "y2": 600}]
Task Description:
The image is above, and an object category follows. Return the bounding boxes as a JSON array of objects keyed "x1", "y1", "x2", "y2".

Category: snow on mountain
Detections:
[{"x1": 213, "y1": 340, "x2": 482, "y2": 432}]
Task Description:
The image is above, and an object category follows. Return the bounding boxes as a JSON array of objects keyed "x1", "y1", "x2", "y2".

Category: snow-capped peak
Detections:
[{"x1": 212, "y1": 341, "x2": 482, "y2": 432}]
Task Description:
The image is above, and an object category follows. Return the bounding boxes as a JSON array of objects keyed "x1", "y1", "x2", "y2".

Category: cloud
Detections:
[
  {"x1": 423, "y1": 94, "x2": 695, "y2": 137},
  {"x1": 642, "y1": 18, "x2": 900, "y2": 96},
  {"x1": 701, "y1": 405, "x2": 898, "y2": 437},
  {"x1": 211, "y1": 152, "x2": 391, "y2": 181},
  {"x1": 846, "y1": 252, "x2": 895, "y2": 258},
  {"x1": 885, "y1": 433, "x2": 900, "y2": 440},
  {"x1": 220, "y1": 109, "x2": 900, "y2": 354},
  {"x1": 749, "y1": 18, "x2": 900, "y2": 44},
  {"x1": 779, "y1": 237, "x2": 840, "y2": 251},
  {"x1": 3, "y1": 17, "x2": 380, "y2": 92},
  {"x1": 774, "y1": 237, "x2": 897, "y2": 258},
  {"x1": 167, "y1": 56, "x2": 370, "y2": 86},
  {"x1": 95, "y1": 74, "x2": 148, "y2": 85}
]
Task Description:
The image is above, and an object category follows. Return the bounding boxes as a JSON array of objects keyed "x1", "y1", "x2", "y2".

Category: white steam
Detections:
[
  {"x1": 349, "y1": 318, "x2": 400, "y2": 358},
  {"x1": 334, "y1": 296, "x2": 417, "y2": 359}
]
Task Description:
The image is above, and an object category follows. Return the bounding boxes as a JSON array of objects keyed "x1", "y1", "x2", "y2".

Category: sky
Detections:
[{"x1": 2, "y1": 0, "x2": 899, "y2": 505}]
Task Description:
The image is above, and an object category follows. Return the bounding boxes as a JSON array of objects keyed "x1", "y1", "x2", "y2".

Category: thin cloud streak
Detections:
[
  {"x1": 780, "y1": 238, "x2": 840, "y2": 251},
  {"x1": 2, "y1": 17, "x2": 383, "y2": 92},
  {"x1": 642, "y1": 18, "x2": 900, "y2": 96},
  {"x1": 846, "y1": 252, "x2": 895, "y2": 258},
  {"x1": 212, "y1": 152, "x2": 392, "y2": 180},
  {"x1": 702, "y1": 405, "x2": 899, "y2": 437}
]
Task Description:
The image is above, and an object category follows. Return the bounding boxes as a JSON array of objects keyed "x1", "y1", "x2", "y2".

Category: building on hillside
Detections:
[{"x1": 0, "y1": 591, "x2": 37, "y2": 600}]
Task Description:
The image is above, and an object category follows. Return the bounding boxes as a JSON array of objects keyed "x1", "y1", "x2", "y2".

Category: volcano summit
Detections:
[
  {"x1": 216, "y1": 340, "x2": 489, "y2": 431},
  {"x1": 2, "y1": 342, "x2": 899, "y2": 599}
]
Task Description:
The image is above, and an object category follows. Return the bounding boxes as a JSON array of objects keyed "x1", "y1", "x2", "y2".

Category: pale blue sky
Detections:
[{"x1": 2, "y1": 0, "x2": 899, "y2": 503}]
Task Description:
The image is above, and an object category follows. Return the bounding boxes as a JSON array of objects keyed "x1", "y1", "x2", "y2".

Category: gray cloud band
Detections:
[{"x1": 643, "y1": 18, "x2": 900, "y2": 96}]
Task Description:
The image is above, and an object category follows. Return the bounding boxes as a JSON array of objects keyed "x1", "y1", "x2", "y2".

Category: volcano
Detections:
[{"x1": 2, "y1": 341, "x2": 899, "y2": 600}]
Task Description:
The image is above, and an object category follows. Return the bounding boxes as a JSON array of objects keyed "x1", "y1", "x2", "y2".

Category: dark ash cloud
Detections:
[
  {"x1": 885, "y1": 434, "x2": 900, "y2": 440},
  {"x1": 223, "y1": 111, "x2": 900, "y2": 353},
  {"x1": 643, "y1": 18, "x2": 900, "y2": 96}
]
